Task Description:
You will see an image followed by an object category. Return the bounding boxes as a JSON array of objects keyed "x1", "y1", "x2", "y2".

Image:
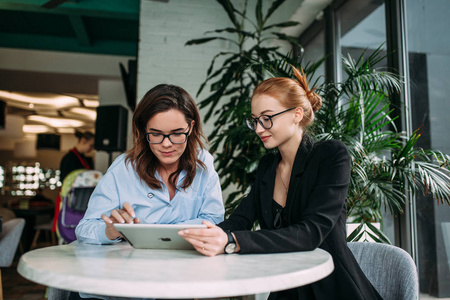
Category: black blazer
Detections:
[{"x1": 218, "y1": 135, "x2": 382, "y2": 300}]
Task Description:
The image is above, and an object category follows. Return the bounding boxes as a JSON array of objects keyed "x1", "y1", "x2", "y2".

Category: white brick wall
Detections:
[
  {"x1": 137, "y1": 0, "x2": 310, "y2": 137},
  {"x1": 137, "y1": 0, "x2": 233, "y2": 106},
  {"x1": 137, "y1": 0, "x2": 308, "y2": 201}
]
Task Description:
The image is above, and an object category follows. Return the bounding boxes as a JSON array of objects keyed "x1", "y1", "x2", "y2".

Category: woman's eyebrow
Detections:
[
  {"x1": 251, "y1": 109, "x2": 273, "y2": 117},
  {"x1": 147, "y1": 127, "x2": 185, "y2": 132}
]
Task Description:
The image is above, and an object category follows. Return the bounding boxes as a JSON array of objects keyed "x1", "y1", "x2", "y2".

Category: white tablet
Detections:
[{"x1": 113, "y1": 223, "x2": 206, "y2": 250}]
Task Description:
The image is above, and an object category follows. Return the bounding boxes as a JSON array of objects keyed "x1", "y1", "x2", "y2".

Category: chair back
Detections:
[
  {"x1": 0, "y1": 218, "x2": 25, "y2": 267},
  {"x1": 348, "y1": 242, "x2": 418, "y2": 300},
  {"x1": 0, "y1": 208, "x2": 16, "y2": 223},
  {"x1": 57, "y1": 169, "x2": 103, "y2": 243}
]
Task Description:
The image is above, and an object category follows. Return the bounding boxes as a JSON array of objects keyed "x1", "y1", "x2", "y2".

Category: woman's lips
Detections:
[
  {"x1": 260, "y1": 136, "x2": 270, "y2": 142},
  {"x1": 161, "y1": 151, "x2": 175, "y2": 156}
]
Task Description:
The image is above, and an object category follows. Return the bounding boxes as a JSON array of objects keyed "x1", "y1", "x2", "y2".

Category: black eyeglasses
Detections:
[
  {"x1": 145, "y1": 125, "x2": 191, "y2": 144},
  {"x1": 245, "y1": 107, "x2": 296, "y2": 131}
]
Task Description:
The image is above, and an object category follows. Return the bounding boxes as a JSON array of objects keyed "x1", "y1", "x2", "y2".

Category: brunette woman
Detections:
[{"x1": 76, "y1": 84, "x2": 224, "y2": 245}]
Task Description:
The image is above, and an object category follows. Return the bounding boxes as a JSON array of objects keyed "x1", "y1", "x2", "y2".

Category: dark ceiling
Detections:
[{"x1": 0, "y1": 0, "x2": 140, "y2": 56}]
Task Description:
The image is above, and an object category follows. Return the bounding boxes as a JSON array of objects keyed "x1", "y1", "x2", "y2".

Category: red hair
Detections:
[{"x1": 252, "y1": 65, "x2": 322, "y2": 129}]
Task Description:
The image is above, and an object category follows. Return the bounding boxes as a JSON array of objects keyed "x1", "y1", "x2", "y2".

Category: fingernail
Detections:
[
  {"x1": 178, "y1": 231, "x2": 184, "y2": 235},
  {"x1": 120, "y1": 220, "x2": 125, "y2": 223}
]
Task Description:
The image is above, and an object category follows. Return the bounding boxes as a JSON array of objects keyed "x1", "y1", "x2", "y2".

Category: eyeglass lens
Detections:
[
  {"x1": 245, "y1": 116, "x2": 272, "y2": 131},
  {"x1": 146, "y1": 133, "x2": 188, "y2": 144},
  {"x1": 245, "y1": 107, "x2": 296, "y2": 131}
]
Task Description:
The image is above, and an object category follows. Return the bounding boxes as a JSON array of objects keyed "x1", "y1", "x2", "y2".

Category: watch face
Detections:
[{"x1": 225, "y1": 243, "x2": 236, "y2": 254}]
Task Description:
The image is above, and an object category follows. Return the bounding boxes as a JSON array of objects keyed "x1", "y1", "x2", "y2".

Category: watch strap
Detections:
[
  {"x1": 224, "y1": 230, "x2": 236, "y2": 254},
  {"x1": 225, "y1": 230, "x2": 235, "y2": 244}
]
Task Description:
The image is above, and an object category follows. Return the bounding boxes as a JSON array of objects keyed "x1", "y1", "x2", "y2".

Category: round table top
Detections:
[{"x1": 18, "y1": 242, "x2": 334, "y2": 299}]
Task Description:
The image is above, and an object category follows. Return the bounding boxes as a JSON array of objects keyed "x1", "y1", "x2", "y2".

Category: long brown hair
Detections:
[
  {"x1": 252, "y1": 65, "x2": 322, "y2": 130},
  {"x1": 125, "y1": 84, "x2": 206, "y2": 190}
]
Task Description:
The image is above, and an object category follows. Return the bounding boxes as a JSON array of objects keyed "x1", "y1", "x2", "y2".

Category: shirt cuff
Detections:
[{"x1": 97, "y1": 224, "x2": 121, "y2": 244}]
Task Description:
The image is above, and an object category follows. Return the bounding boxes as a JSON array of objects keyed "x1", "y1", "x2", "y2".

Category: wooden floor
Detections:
[
  {"x1": 2, "y1": 238, "x2": 55, "y2": 300},
  {"x1": 2, "y1": 260, "x2": 47, "y2": 300}
]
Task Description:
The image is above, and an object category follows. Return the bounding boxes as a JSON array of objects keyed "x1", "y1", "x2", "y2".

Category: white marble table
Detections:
[{"x1": 18, "y1": 242, "x2": 334, "y2": 299}]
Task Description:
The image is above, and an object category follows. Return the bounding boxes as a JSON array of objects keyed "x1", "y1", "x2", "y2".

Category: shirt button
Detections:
[
  {"x1": 167, "y1": 203, "x2": 171, "y2": 207},
  {"x1": 147, "y1": 193, "x2": 153, "y2": 198}
]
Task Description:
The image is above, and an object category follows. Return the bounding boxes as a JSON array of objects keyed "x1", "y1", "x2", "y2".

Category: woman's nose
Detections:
[
  {"x1": 255, "y1": 122, "x2": 265, "y2": 134},
  {"x1": 161, "y1": 136, "x2": 172, "y2": 147}
]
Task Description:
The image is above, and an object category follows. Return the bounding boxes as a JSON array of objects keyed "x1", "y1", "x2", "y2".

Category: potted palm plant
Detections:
[
  {"x1": 185, "y1": 0, "x2": 303, "y2": 216},
  {"x1": 187, "y1": 0, "x2": 450, "y2": 242},
  {"x1": 311, "y1": 49, "x2": 450, "y2": 242}
]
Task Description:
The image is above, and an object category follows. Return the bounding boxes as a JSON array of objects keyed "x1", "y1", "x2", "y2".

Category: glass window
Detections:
[
  {"x1": 335, "y1": 1, "x2": 397, "y2": 244},
  {"x1": 407, "y1": 0, "x2": 450, "y2": 297},
  {"x1": 302, "y1": 29, "x2": 325, "y2": 87},
  {"x1": 338, "y1": 1, "x2": 386, "y2": 78}
]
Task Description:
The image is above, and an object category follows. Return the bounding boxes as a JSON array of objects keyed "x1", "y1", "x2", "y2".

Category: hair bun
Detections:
[
  {"x1": 291, "y1": 65, "x2": 323, "y2": 113},
  {"x1": 308, "y1": 91, "x2": 322, "y2": 112}
]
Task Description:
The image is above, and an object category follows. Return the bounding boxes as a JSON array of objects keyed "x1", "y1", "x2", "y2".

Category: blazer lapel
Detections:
[
  {"x1": 291, "y1": 135, "x2": 315, "y2": 177},
  {"x1": 285, "y1": 135, "x2": 316, "y2": 212}
]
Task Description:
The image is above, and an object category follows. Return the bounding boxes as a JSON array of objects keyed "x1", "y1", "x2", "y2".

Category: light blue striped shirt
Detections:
[{"x1": 75, "y1": 149, "x2": 224, "y2": 245}]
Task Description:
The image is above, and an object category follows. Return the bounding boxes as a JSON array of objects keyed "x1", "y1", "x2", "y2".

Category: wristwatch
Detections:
[{"x1": 224, "y1": 230, "x2": 237, "y2": 254}]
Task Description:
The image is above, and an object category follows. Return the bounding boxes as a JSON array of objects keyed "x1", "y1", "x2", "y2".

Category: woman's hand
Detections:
[
  {"x1": 178, "y1": 221, "x2": 238, "y2": 257},
  {"x1": 101, "y1": 202, "x2": 140, "y2": 240}
]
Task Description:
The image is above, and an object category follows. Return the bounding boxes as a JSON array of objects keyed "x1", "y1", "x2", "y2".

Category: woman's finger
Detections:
[
  {"x1": 122, "y1": 202, "x2": 136, "y2": 219},
  {"x1": 179, "y1": 226, "x2": 222, "y2": 239},
  {"x1": 101, "y1": 214, "x2": 113, "y2": 225},
  {"x1": 119, "y1": 210, "x2": 134, "y2": 224},
  {"x1": 190, "y1": 239, "x2": 221, "y2": 257},
  {"x1": 110, "y1": 209, "x2": 125, "y2": 223}
]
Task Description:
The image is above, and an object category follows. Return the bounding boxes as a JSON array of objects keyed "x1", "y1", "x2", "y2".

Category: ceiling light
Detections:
[
  {"x1": 23, "y1": 125, "x2": 53, "y2": 134},
  {"x1": 27, "y1": 115, "x2": 85, "y2": 128},
  {"x1": 67, "y1": 107, "x2": 97, "y2": 121},
  {"x1": 57, "y1": 128, "x2": 76, "y2": 134},
  {"x1": 0, "y1": 91, "x2": 79, "y2": 109},
  {"x1": 83, "y1": 99, "x2": 100, "y2": 108}
]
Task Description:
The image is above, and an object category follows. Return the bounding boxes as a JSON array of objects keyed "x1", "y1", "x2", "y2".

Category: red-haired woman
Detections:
[{"x1": 180, "y1": 67, "x2": 382, "y2": 299}]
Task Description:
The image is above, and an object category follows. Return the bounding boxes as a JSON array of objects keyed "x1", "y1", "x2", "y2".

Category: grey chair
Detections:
[
  {"x1": 0, "y1": 218, "x2": 25, "y2": 300},
  {"x1": 47, "y1": 287, "x2": 70, "y2": 300},
  {"x1": 348, "y1": 242, "x2": 418, "y2": 300}
]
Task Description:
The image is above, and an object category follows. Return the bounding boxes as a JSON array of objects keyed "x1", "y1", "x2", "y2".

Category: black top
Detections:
[
  {"x1": 59, "y1": 149, "x2": 94, "y2": 182},
  {"x1": 272, "y1": 199, "x2": 287, "y2": 229},
  {"x1": 218, "y1": 135, "x2": 382, "y2": 300}
]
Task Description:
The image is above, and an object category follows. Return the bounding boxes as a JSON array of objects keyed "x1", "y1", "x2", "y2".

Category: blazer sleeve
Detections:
[{"x1": 233, "y1": 141, "x2": 351, "y2": 253}]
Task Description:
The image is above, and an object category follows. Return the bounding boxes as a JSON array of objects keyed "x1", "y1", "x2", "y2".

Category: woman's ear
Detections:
[
  {"x1": 189, "y1": 120, "x2": 195, "y2": 135},
  {"x1": 293, "y1": 107, "x2": 304, "y2": 124}
]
